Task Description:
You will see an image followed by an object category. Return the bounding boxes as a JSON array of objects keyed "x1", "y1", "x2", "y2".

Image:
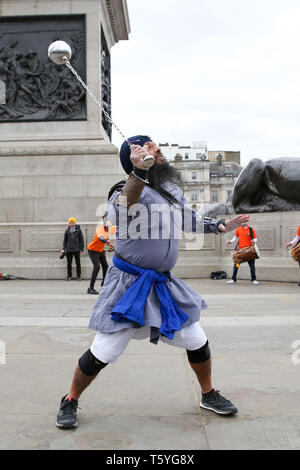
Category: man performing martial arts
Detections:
[{"x1": 56, "y1": 135, "x2": 250, "y2": 429}]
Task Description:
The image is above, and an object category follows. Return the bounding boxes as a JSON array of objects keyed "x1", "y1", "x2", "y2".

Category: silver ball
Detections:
[
  {"x1": 48, "y1": 40, "x2": 72, "y2": 65},
  {"x1": 142, "y1": 155, "x2": 155, "y2": 168}
]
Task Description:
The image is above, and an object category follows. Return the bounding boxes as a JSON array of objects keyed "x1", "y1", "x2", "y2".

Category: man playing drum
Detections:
[
  {"x1": 286, "y1": 226, "x2": 300, "y2": 286},
  {"x1": 227, "y1": 225, "x2": 259, "y2": 284}
]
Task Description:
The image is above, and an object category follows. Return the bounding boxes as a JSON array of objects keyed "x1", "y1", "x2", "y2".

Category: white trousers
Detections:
[{"x1": 90, "y1": 322, "x2": 207, "y2": 364}]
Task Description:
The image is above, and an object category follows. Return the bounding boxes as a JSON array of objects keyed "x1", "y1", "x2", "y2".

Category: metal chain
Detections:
[
  {"x1": 65, "y1": 60, "x2": 129, "y2": 144},
  {"x1": 64, "y1": 59, "x2": 155, "y2": 169}
]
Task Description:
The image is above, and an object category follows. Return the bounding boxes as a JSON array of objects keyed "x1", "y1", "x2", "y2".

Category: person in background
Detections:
[
  {"x1": 61, "y1": 218, "x2": 84, "y2": 281},
  {"x1": 87, "y1": 215, "x2": 116, "y2": 294},
  {"x1": 226, "y1": 225, "x2": 258, "y2": 284},
  {"x1": 286, "y1": 226, "x2": 300, "y2": 286}
]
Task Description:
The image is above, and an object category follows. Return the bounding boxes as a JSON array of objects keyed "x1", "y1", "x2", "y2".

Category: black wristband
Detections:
[
  {"x1": 217, "y1": 218, "x2": 226, "y2": 232},
  {"x1": 133, "y1": 166, "x2": 149, "y2": 180}
]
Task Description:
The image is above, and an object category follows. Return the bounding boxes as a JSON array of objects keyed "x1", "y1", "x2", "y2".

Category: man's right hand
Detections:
[{"x1": 130, "y1": 144, "x2": 150, "y2": 170}]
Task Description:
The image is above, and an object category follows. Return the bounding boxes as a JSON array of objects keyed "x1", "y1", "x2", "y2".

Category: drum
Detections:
[
  {"x1": 289, "y1": 243, "x2": 300, "y2": 262},
  {"x1": 232, "y1": 244, "x2": 260, "y2": 267}
]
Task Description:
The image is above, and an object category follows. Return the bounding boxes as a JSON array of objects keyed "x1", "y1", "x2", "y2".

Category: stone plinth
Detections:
[
  {"x1": 0, "y1": 0, "x2": 130, "y2": 223},
  {"x1": 0, "y1": 140, "x2": 124, "y2": 222},
  {"x1": 0, "y1": 0, "x2": 130, "y2": 274}
]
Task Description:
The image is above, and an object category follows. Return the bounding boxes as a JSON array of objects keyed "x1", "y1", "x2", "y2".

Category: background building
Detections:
[
  {"x1": 160, "y1": 141, "x2": 241, "y2": 165},
  {"x1": 160, "y1": 141, "x2": 208, "y2": 161},
  {"x1": 208, "y1": 150, "x2": 240, "y2": 164},
  {"x1": 169, "y1": 146, "x2": 242, "y2": 211}
]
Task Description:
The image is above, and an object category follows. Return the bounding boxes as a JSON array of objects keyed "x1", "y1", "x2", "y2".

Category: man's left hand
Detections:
[{"x1": 218, "y1": 214, "x2": 250, "y2": 233}]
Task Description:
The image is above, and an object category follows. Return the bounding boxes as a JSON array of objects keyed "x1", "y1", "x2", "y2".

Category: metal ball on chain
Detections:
[
  {"x1": 47, "y1": 40, "x2": 155, "y2": 169},
  {"x1": 48, "y1": 40, "x2": 72, "y2": 65}
]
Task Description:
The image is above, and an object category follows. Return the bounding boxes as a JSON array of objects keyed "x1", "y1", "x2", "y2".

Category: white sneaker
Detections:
[
  {"x1": 227, "y1": 280, "x2": 235, "y2": 284},
  {"x1": 252, "y1": 280, "x2": 259, "y2": 285}
]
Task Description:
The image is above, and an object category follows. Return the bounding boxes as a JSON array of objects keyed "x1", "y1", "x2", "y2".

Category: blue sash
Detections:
[{"x1": 111, "y1": 256, "x2": 189, "y2": 340}]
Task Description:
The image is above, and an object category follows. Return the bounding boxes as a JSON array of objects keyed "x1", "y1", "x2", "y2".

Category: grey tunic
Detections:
[{"x1": 89, "y1": 180, "x2": 220, "y2": 337}]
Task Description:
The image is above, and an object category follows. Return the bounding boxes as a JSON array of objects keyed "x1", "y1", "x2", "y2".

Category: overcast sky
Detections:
[{"x1": 111, "y1": 0, "x2": 300, "y2": 166}]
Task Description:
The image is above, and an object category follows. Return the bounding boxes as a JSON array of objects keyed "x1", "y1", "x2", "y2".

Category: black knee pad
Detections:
[
  {"x1": 78, "y1": 349, "x2": 108, "y2": 376},
  {"x1": 186, "y1": 340, "x2": 211, "y2": 363}
]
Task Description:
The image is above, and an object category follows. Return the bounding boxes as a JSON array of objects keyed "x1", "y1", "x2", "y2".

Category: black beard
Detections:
[{"x1": 147, "y1": 160, "x2": 182, "y2": 190}]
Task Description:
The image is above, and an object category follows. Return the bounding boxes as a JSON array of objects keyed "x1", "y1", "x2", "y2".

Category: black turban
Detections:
[{"x1": 119, "y1": 135, "x2": 152, "y2": 174}]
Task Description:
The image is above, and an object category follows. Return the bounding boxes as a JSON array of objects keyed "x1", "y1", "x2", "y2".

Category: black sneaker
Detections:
[
  {"x1": 77, "y1": 277, "x2": 82, "y2": 281},
  {"x1": 56, "y1": 395, "x2": 79, "y2": 429},
  {"x1": 87, "y1": 287, "x2": 99, "y2": 295},
  {"x1": 200, "y1": 389, "x2": 238, "y2": 415},
  {"x1": 66, "y1": 277, "x2": 72, "y2": 281}
]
